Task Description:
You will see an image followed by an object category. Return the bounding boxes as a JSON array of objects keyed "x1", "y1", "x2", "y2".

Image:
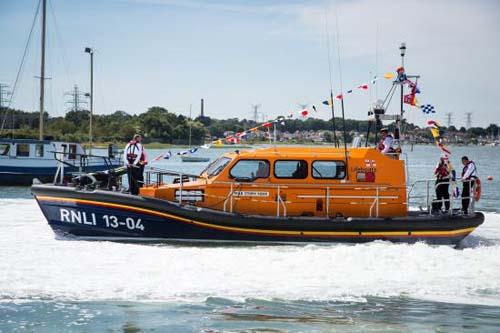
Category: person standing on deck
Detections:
[
  {"x1": 377, "y1": 128, "x2": 395, "y2": 155},
  {"x1": 124, "y1": 134, "x2": 147, "y2": 195},
  {"x1": 461, "y1": 156, "x2": 477, "y2": 214},
  {"x1": 432, "y1": 157, "x2": 452, "y2": 213}
]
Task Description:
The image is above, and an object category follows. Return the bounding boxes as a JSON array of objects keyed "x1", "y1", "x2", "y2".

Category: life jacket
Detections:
[
  {"x1": 435, "y1": 163, "x2": 450, "y2": 180},
  {"x1": 126, "y1": 140, "x2": 139, "y2": 165},
  {"x1": 377, "y1": 134, "x2": 394, "y2": 153},
  {"x1": 461, "y1": 161, "x2": 477, "y2": 180}
]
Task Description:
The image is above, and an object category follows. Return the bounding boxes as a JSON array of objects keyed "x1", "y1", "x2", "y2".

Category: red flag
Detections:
[
  {"x1": 335, "y1": 94, "x2": 343, "y2": 100},
  {"x1": 357, "y1": 84, "x2": 369, "y2": 90},
  {"x1": 262, "y1": 122, "x2": 273, "y2": 128},
  {"x1": 301, "y1": 109, "x2": 309, "y2": 117},
  {"x1": 404, "y1": 93, "x2": 416, "y2": 106}
]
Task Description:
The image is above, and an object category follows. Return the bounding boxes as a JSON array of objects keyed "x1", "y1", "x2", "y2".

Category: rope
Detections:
[{"x1": 0, "y1": 0, "x2": 41, "y2": 134}]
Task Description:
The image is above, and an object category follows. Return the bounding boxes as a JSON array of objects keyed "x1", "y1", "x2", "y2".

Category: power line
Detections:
[
  {"x1": 445, "y1": 112, "x2": 453, "y2": 127},
  {"x1": 64, "y1": 84, "x2": 88, "y2": 112},
  {"x1": 465, "y1": 112, "x2": 473, "y2": 129},
  {"x1": 251, "y1": 103, "x2": 261, "y2": 123}
]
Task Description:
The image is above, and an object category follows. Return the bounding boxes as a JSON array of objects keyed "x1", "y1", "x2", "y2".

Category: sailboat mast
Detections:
[
  {"x1": 39, "y1": 0, "x2": 47, "y2": 140},
  {"x1": 188, "y1": 104, "x2": 192, "y2": 147}
]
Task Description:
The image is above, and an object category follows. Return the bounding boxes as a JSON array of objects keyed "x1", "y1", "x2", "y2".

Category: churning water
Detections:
[{"x1": 1, "y1": 145, "x2": 500, "y2": 332}]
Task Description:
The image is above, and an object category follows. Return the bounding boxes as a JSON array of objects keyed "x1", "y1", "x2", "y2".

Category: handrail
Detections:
[
  {"x1": 407, "y1": 178, "x2": 477, "y2": 215},
  {"x1": 142, "y1": 168, "x2": 477, "y2": 218}
]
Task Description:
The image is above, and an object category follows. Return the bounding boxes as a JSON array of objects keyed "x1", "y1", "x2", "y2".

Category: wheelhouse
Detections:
[{"x1": 141, "y1": 147, "x2": 407, "y2": 218}]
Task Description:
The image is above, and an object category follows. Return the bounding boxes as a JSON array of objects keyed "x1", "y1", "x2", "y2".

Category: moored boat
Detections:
[
  {"x1": 180, "y1": 155, "x2": 210, "y2": 162},
  {"x1": 0, "y1": 139, "x2": 121, "y2": 185}
]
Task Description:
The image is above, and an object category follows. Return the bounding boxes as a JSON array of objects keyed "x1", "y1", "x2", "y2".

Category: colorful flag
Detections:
[
  {"x1": 301, "y1": 109, "x2": 309, "y2": 117},
  {"x1": 357, "y1": 83, "x2": 369, "y2": 90},
  {"x1": 421, "y1": 104, "x2": 436, "y2": 114},
  {"x1": 322, "y1": 99, "x2": 332, "y2": 106},
  {"x1": 152, "y1": 152, "x2": 165, "y2": 161},
  {"x1": 236, "y1": 131, "x2": 247, "y2": 137},
  {"x1": 404, "y1": 93, "x2": 417, "y2": 106},
  {"x1": 384, "y1": 72, "x2": 395, "y2": 79},
  {"x1": 335, "y1": 94, "x2": 343, "y2": 100},
  {"x1": 262, "y1": 122, "x2": 273, "y2": 128},
  {"x1": 249, "y1": 127, "x2": 259, "y2": 132}
]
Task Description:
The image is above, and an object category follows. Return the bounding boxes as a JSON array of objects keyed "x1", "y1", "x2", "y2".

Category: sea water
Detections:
[{"x1": 1, "y1": 145, "x2": 500, "y2": 332}]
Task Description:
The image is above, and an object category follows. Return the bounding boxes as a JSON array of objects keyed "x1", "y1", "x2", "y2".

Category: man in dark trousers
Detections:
[
  {"x1": 432, "y1": 157, "x2": 451, "y2": 213},
  {"x1": 461, "y1": 156, "x2": 477, "y2": 214},
  {"x1": 123, "y1": 134, "x2": 146, "y2": 195}
]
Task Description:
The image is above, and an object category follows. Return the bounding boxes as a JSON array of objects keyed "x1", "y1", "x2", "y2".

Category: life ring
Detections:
[{"x1": 474, "y1": 178, "x2": 481, "y2": 202}]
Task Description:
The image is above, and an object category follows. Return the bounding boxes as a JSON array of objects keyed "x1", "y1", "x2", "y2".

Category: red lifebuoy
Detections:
[{"x1": 474, "y1": 178, "x2": 481, "y2": 202}]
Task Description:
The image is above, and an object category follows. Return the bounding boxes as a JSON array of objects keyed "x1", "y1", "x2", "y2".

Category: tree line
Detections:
[{"x1": 0, "y1": 106, "x2": 498, "y2": 144}]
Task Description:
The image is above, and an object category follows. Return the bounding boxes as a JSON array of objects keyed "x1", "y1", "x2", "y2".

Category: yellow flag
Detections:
[
  {"x1": 384, "y1": 72, "x2": 395, "y2": 79},
  {"x1": 430, "y1": 127, "x2": 440, "y2": 139}
]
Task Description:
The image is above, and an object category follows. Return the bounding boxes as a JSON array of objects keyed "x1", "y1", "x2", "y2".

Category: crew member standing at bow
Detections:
[
  {"x1": 461, "y1": 156, "x2": 477, "y2": 214},
  {"x1": 377, "y1": 128, "x2": 395, "y2": 155},
  {"x1": 124, "y1": 134, "x2": 147, "y2": 195}
]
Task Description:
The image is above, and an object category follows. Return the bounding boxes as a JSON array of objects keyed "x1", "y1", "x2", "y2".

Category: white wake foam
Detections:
[{"x1": 1, "y1": 199, "x2": 500, "y2": 305}]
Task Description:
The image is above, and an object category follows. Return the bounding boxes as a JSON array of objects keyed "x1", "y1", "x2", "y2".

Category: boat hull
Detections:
[{"x1": 32, "y1": 185, "x2": 484, "y2": 245}]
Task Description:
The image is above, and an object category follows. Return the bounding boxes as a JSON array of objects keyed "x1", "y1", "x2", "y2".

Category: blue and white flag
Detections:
[
  {"x1": 421, "y1": 104, "x2": 436, "y2": 114},
  {"x1": 152, "y1": 150, "x2": 172, "y2": 161}
]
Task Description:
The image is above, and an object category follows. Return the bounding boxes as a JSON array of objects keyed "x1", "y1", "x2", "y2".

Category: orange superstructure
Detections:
[{"x1": 140, "y1": 147, "x2": 407, "y2": 218}]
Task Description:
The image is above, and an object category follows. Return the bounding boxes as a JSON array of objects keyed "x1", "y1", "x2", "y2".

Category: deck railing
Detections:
[{"x1": 143, "y1": 169, "x2": 477, "y2": 218}]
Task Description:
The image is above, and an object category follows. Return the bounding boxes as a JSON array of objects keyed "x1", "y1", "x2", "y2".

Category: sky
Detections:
[{"x1": 0, "y1": 0, "x2": 499, "y2": 128}]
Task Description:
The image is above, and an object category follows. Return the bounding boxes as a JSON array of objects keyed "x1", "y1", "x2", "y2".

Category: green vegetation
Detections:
[{"x1": 0, "y1": 106, "x2": 498, "y2": 145}]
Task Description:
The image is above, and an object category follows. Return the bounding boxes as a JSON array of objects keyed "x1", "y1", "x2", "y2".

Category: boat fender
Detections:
[{"x1": 474, "y1": 178, "x2": 481, "y2": 202}]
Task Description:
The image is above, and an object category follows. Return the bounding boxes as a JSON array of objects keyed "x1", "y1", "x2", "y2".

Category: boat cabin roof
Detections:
[{"x1": 224, "y1": 146, "x2": 381, "y2": 159}]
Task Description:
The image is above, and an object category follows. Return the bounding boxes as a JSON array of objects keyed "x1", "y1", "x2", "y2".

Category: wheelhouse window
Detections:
[
  {"x1": 312, "y1": 160, "x2": 346, "y2": 179},
  {"x1": 0, "y1": 144, "x2": 10, "y2": 156},
  {"x1": 230, "y1": 159, "x2": 270, "y2": 180},
  {"x1": 274, "y1": 160, "x2": 308, "y2": 179},
  {"x1": 68, "y1": 144, "x2": 77, "y2": 160},
  {"x1": 203, "y1": 157, "x2": 231, "y2": 178},
  {"x1": 35, "y1": 144, "x2": 44, "y2": 157},
  {"x1": 16, "y1": 144, "x2": 30, "y2": 157}
]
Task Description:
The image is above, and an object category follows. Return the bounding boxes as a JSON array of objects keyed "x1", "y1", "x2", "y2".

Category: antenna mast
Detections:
[
  {"x1": 334, "y1": 9, "x2": 349, "y2": 175},
  {"x1": 324, "y1": 8, "x2": 338, "y2": 147},
  {"x1": 39, "y1": 0, "x2": 47, "y2": 140}
]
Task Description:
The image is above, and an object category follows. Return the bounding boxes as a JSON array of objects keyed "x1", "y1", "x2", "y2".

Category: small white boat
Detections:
[{"x1": 181, "y1": 155, "x2": 210, "y2": 163}]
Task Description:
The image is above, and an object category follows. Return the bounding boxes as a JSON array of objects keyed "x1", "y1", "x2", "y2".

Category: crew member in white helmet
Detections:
[{"x1": 377, "y1": 128, "x2": 394, "y2": 155}]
